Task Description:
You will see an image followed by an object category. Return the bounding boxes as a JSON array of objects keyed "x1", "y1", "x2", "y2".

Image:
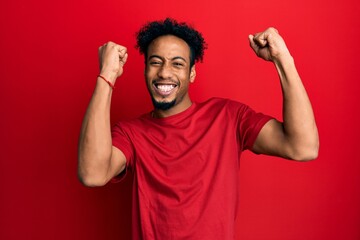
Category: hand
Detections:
[
  {"x1": 98, "y1": 42, "x2": 128, "y2": 83},
  {"x1": 249, "y1": 27, "x2": 291, "y2": 62}
]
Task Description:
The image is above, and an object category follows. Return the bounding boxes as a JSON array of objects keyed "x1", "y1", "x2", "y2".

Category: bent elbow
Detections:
[
  {"x1": 290, "y1": 144, "x2": 319, "y2": 162},
  {"x1": 77, "y1": 152, "x2": 111, "y2": 187},
  {"x1": 293, "y1": 151, "x2": 318, "y2": 161},
  {"x1": 78, "y1": 173, "x2": 108, "y2": 187},
  {"x1": 77, "y1": 162, "x2": 108, "y2": 187},
  {"x1": 309, "y1": 146, "x2": 319, "y2": 160}
]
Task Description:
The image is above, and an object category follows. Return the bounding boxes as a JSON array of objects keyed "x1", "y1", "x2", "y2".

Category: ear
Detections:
[{"x1": 190, "y1": 65, "x2": 196, "y2": 83}]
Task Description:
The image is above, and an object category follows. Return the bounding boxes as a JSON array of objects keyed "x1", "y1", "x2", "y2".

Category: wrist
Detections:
[
  {"x1": 97, "y1": 75, "x2": 115, "y2": 90},
  {"x1": 99, "y1": 69, "x2": 118, "y2": 84},
  {"x1": 274, "y1": 55, "x2": 299, "y2": 84},
  {"x1": 273, "y1": 53, "x2": 294, "y2": 68}
]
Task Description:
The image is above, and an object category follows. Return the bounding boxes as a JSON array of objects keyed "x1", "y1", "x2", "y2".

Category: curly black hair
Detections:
[{"x1": 136, "y1": 18, "x2": 207, "y2": 67}]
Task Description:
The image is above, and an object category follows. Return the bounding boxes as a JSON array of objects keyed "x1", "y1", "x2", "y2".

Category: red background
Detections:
[{"x1": 1, "y1": 0, "x2": 359, "y2": 239}]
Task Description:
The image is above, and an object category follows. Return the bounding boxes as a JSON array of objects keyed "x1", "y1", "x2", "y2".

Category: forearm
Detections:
[
  {"x1": 78, "y1": 79, "x2": 114, "y2": 186},
  {"x1": 275, "y1": 56, "x2": 319, "y2": 160}
]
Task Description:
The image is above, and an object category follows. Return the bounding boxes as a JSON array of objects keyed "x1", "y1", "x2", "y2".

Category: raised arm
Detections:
[
  {"x1": 78, "y1": 42, "x2": 128, "y2": 187},
  {"x1": 249, "y1": 28, "x2": 319, "y2": 161}
]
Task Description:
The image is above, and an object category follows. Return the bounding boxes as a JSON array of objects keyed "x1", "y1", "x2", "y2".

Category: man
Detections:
[{"x1": 78, "y1": 18, "x2": 319, "y2": 239}]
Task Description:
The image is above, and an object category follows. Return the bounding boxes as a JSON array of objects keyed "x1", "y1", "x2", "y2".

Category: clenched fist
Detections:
[
  {"x1": 98, "y1": 42, "x2": 128, "y2": 84},
  {"x1": 249, "y1": 27, "x2": 291, "y2": 63}
]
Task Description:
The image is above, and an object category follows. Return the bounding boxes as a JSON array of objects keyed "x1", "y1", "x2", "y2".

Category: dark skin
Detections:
[
  {"x1": 78, "y1": 27, "x2": 319, "y2": 187},
  {"x1": 145, "y1": 35, "x2": 196, "y2": 118}
]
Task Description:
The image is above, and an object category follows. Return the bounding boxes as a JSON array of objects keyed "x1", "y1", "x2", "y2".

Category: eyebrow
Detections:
[{"x1": 148, "y1": 55, "x2": 187, "y2": 62}]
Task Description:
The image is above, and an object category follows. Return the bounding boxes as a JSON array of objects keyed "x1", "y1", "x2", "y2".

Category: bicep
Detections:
[
  {"x1": 252, "y1": 119, "x2": 292, "y2": 159},
  {"x1": 107, "y1": 146, "x2": 127, "y2": 181}
]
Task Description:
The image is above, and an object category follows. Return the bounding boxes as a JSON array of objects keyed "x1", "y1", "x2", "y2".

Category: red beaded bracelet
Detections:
[{"x1": 98, "y1": 75, "x2": 115, "y2": 89}]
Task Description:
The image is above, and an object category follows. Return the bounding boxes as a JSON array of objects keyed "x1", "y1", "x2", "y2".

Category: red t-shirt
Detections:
[{"x1": 111, "y1": 98, "x2": 272, "y2": 240}]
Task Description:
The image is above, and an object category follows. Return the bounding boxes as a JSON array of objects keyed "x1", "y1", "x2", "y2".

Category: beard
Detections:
[{"x1": 151, "y1": 97, "x2": 176, "y2": 111}]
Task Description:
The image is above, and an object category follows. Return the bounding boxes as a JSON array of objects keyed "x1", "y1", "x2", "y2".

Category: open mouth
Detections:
[{"x1": 153, "y1": 83, "x2": 178, "y2": 97}]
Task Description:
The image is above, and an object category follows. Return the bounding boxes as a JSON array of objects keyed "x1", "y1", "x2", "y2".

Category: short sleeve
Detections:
[
  {"x1": 232, "y1": 102, "x2": 273, "y2": 151},
  {"x1": 110, "y1": 121, "x2": 135, "y2": 183}
]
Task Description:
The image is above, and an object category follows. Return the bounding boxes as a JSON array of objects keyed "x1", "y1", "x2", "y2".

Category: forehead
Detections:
[{"x1": 147, "y1": 35, "x2": 190, "y2": 60}]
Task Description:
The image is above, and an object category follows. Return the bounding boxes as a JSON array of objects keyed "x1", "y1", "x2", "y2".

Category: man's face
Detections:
[{"x1": 145, "y1": 35, "x2": 196, "y2": 111}]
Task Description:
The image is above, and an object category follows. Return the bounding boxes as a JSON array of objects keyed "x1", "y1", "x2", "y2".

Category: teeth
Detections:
[{"x1": 156, "y1": 84, "x2": 175, "y2": 92}]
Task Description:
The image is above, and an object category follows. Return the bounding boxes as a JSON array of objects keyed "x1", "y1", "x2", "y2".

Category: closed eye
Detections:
[
  {"x1": 150, "y1": 61, "x2": 162, "y2": 65},
  {"x1": 173, "y1": 62, "x2": 184, "y2": 67}
]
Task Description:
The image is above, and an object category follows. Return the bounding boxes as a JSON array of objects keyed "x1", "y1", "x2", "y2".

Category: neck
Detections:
[{"x1": 152, "y1": 97, "x2": 192, "y2": 118}]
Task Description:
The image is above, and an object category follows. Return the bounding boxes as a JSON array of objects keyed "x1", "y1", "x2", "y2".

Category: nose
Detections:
[{"x1": 157, "y1": 63, "x2": 173, "y2": 79}]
